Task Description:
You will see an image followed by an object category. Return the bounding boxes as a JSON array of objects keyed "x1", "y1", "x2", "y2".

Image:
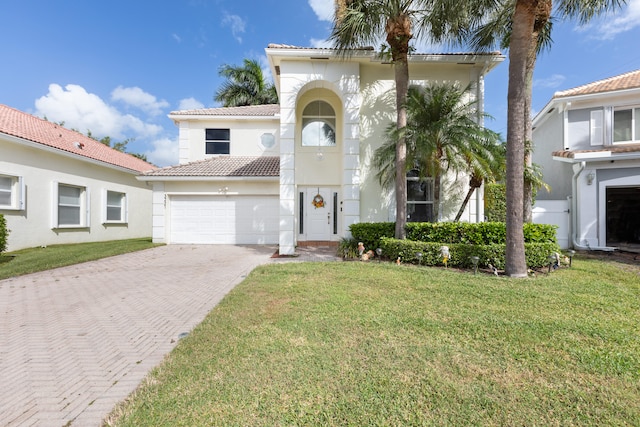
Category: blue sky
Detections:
[{"x1": 2, "y1": 0, "x2": 640, "y2": 166}]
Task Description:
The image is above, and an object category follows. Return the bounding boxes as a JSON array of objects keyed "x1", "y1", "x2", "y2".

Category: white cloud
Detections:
[
  {"x1": 111, "y1": 86, "x2": 169, "y2": 116},
  {"x1": 308, "y1": 0, "x2": 334, "y2": 22},
  {"x1": 34, "y1": 83, "x2": 162, "y2": 140},
  {"x1": 178, "y1": 97, "x2": 205, "y2": 110},
  {"x1": 579, "y1": 0, "x2": 640, "y2": 40},
  {"x1": 172, "y1": 33, "x2": 182, "y2": 43},
  {"x1": 146, "y1": 137, "x2": 179, "y2": 167},
  {"x1": 222, "y1": 13, "x2": 246, "y2": 43},
  {"x1": 534, "y1": 74, "x2": 566, "y2": 89}
]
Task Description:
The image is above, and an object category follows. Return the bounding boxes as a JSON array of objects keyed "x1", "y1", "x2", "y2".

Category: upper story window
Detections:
[
  {"x1": 54, "y1": 183, "x2": 88, "y2": 228},
  {"x1": 302, "y1": 101, "x2": 336, "y2": 146},
  {"x1": 407, "y1": 169, "x2": 434, "y2": 222},
  {"x1": 613, "y1": 106, "x2": 640, "y2": 144},
  {"x1": 206, "y1": 128, "x2": 230, "y2": 154},
  {"x1": 0, "y1": 174, "x2": 24, "y2": 210},
  {"x1": 105, "y1": 190, "x2": 126, "y2": 223}
]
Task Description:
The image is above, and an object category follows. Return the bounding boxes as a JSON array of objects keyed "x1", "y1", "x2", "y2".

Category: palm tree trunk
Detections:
[
  {"x1": 454, "y1": 186, "x2": 477, "y2": 222},
  {"x1": 505, "y1": 0, "x2": 537, "y2": 277},
  {"x1": 394, "y1": 59, "x2": 409, "y2": 238},
  {"x1": 523, "y1": 0, "x2": 551, "y2": 223}
]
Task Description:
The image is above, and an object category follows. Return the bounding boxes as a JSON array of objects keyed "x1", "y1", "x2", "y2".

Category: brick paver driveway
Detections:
[{"x1": 0, "y1": 244, "x2": 276, "y2": 426}]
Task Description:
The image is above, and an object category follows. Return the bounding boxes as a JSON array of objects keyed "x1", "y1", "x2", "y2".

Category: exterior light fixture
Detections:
[
  {"x1": 567, "y1": 249, "x2": 576, "y2": 267},
  {"x1": 470, "y1": 256, "x2": 480, "y2": 275},
  {"x1": 586, "y1": 171, "x2": 595, "y2": 185},
  {"x1": 376, "y1": 248, "x2": 382, "y2": 262}
]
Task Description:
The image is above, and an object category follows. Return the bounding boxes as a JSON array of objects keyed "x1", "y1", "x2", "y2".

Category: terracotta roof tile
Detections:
[
  {"x1": 266, "y1": 43, "x2": 502, "y2": 57},
  {"x1": 555, "y1": 69, "x2": 640, "y2": 98},
  {"x1": 552, "y1": 144, "x2": 640, "y2": 158},
  {"x1": 143, "y1": 156, "x2": 279, "y2": 177},
  {"x1": 170, "y1": 104, "x2": 279, "y2": 117},
  {"x1": 0, "y1": 104, "x2": 156, "y2": 173}
]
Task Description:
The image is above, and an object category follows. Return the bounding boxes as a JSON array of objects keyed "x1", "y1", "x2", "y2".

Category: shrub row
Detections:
[
  {"x1": 379, "y1": 237, "x2": 562, "y2": 270},
  {"x1": 0, "y1": 214, "x2": 7, "y2": 254},
  {"x1": 350, "y1": 221, "x2": 558, "y2": 250}
]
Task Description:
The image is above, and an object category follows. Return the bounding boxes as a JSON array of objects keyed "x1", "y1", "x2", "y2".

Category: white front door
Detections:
[{"x1": 302, "y1": 187, "x2": 334, "y2": 241}]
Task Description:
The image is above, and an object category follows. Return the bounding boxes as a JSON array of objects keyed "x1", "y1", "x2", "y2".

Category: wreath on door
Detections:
[{"x1": 312, "y1": 193, "x2": 325, "y2": 209}]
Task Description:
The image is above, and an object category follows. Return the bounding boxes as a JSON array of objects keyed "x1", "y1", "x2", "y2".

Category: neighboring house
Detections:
[
  {"x1": 139, "y1": 44, "x2": 504, "y2": 255},
  {"x1": 532, "y1": 69, "x2": 640, "y2": 251},
  {"x1": 0, "y1": 104, "x2": 156, "y2": 252}
]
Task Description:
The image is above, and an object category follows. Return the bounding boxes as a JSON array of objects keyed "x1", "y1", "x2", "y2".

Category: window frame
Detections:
[
  {"x1": 205, "y1": 128, "x2": 231, "y2": 155},
  {"x1": 104, "y1": 190, "x2": 127, "y2": 224},
  {"x1": 52, "y1": 182, "x2": 90, "y2": 229},
  {"x1": 406, "y1": 171, "x2": 434, "y2": 223},
  {"x1": 301, "y1": 100, "x2": 336, "y2": 147},
  {"x1": 0, "y1": 174, "x2": 25, "y2": 211},
  {"x1": 612, "y1": 105, "x2": 640, "y2": 144}
]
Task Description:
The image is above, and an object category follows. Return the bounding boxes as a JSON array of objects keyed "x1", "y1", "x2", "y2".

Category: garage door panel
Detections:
[{"x1": 170, "y1": 195, "x2": 278, "y2": 244}]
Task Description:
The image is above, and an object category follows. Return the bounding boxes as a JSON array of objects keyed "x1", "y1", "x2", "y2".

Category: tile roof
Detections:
[
  {"x1": 0, "y1": 104, "x2": 156, "y2": 173},
  {"x1": 143, "y1": 156, "x2": 280, "y2": 177},
  {"x1": 266, "y1": 43, "x2": 502, "y2": 57},
  {"x1": 552, "y1": 144, "x2": 640, "y2": 159},
  {"x1": 554, "y1": 69, "x2": 640, "y2": 98},
  {"x1": 169, "y1": 104, "x2": 279, "y2": 117}
]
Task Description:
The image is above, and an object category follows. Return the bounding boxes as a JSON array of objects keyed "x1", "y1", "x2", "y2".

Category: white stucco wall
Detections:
[
  {"x1": 533, "y1": 108, "x2": 573, "y2": 200},
  {"x1": 1, "y1": 139, "x2": 152, "y2": 252},
  {"x1": 178, "y1": 118, "x2": 280, "y2": 164}
]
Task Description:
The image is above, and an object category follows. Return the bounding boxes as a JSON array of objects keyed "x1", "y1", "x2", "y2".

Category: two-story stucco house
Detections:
[
  {"x1": 532, "y1": 69, "x2": 640, "y2": 251},
  {"x1": 139, "y1": 44, "x2": 504, "y2": 255},
  {"x1": 0, "y1": 104, "x2": 156, "y2": 252}
]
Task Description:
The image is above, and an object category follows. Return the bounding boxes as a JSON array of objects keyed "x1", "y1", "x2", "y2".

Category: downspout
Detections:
[{"x1": 571, "y1": 161, "x2": 616, "y2": 251}]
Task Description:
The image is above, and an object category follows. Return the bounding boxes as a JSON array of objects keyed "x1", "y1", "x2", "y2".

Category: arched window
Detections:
[{"x1": 301, "y1": 100, "x2": 336, "y2": 146}]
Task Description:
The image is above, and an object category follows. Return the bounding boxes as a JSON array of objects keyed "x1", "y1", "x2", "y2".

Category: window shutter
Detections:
[
  {"x1": 51, "y1": 181, "x2": 58, "y2": 228},
  {"x1": 101, "y1": 189, "x2": 107, "y2": 223},
  {"x1": 124, "y1": 194, "x2": 128, "y2": 223},
  {"x1": 85, "y1": 187, "x2": 91, "y2": 227},
  {"x1": 18, "y1": 176, "x2": 25, "y2": 210},
  {"x1": 590, "y1": 110, "x2": 604, "y2": 146}
]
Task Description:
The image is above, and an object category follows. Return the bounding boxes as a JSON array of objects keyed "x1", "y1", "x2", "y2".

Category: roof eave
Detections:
[
  {"x1": 137, "y1": 175, "x2": 279, "y2": 182},
  {"x1": 2, "y1": 132, "x2": 150, "y2": 175}
]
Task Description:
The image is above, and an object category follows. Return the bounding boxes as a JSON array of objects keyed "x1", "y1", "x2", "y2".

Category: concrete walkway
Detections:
[{"x1": 0, "y1": 244, "x2": 338, "y2": 426}]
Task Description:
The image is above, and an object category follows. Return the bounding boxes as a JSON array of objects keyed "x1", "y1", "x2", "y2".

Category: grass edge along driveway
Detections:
[
  {"x1": 107, "y1": 258, "x2": 640, "y2": 426},
  {"x1": 0, "y1": 238, "x2": 161, "y2": 280}
]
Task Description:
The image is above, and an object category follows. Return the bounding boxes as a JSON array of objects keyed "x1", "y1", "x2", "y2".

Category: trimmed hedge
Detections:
[
  {"x1": 379, "y1": 238, "x2": 561, "y2": 270},
  {"x1": 352, "y1": 221, "x2": 557, "y2": 247},
  {"x1": 349, "y1": 222, "x2": 395, "y2": 252},
  {"x1": 349, "y1": 221, "x2": 560, "y2": 269},
  {"x1": 0, "y1": 214, "x2": 7, "y2": 254}
]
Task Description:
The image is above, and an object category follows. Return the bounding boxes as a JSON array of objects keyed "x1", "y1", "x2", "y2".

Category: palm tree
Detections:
[
  {"x1": 214, "y1": 59, "x2": 278, "y2": 107},
  {"x1": 374, "y1": 83, "x2": 503, "y2": 222},
  {"x1": 331, "y1": 0, "x2": 478, "y2": 238},
  {"x1": 506, "y1": 0, "x2": 625, "y2": 276},
  {"x1": 466, "y1": 0, "x2": 624, "y2": 276},
  {"x1": 468, "y1": 0, "x2": 553, "y2": 224}
]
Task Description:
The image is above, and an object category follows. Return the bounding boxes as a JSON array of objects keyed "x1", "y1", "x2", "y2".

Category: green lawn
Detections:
[
  {"x1": 106, "y1": 258, "x2": 640, "y2": 426},
  {"x1": 0, "y1": 238, "x2": 160, "y2": 280}
]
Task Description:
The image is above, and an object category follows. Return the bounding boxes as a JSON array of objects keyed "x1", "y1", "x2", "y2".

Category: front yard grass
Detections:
[
  {"x1": 107, "y1": 257, "x2": 640, "y2": 426},
  {"x1": 0, "y1": 238, "x2": 160, "y2": 280}
]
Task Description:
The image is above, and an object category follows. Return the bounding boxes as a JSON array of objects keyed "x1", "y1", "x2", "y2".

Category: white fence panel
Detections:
[{"x1": 533, "y1": 200, "x2": 570, "y2": 249}]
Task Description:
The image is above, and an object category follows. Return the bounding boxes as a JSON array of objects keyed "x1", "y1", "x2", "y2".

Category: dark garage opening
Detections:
[{"x1": 606, "y1": 187, "x2": 640, "y2": 246}]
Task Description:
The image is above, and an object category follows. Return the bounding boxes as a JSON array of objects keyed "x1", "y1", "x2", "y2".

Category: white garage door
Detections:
[{"x1": 170, "y1": 195, "x2": 279, "y2": 244}]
